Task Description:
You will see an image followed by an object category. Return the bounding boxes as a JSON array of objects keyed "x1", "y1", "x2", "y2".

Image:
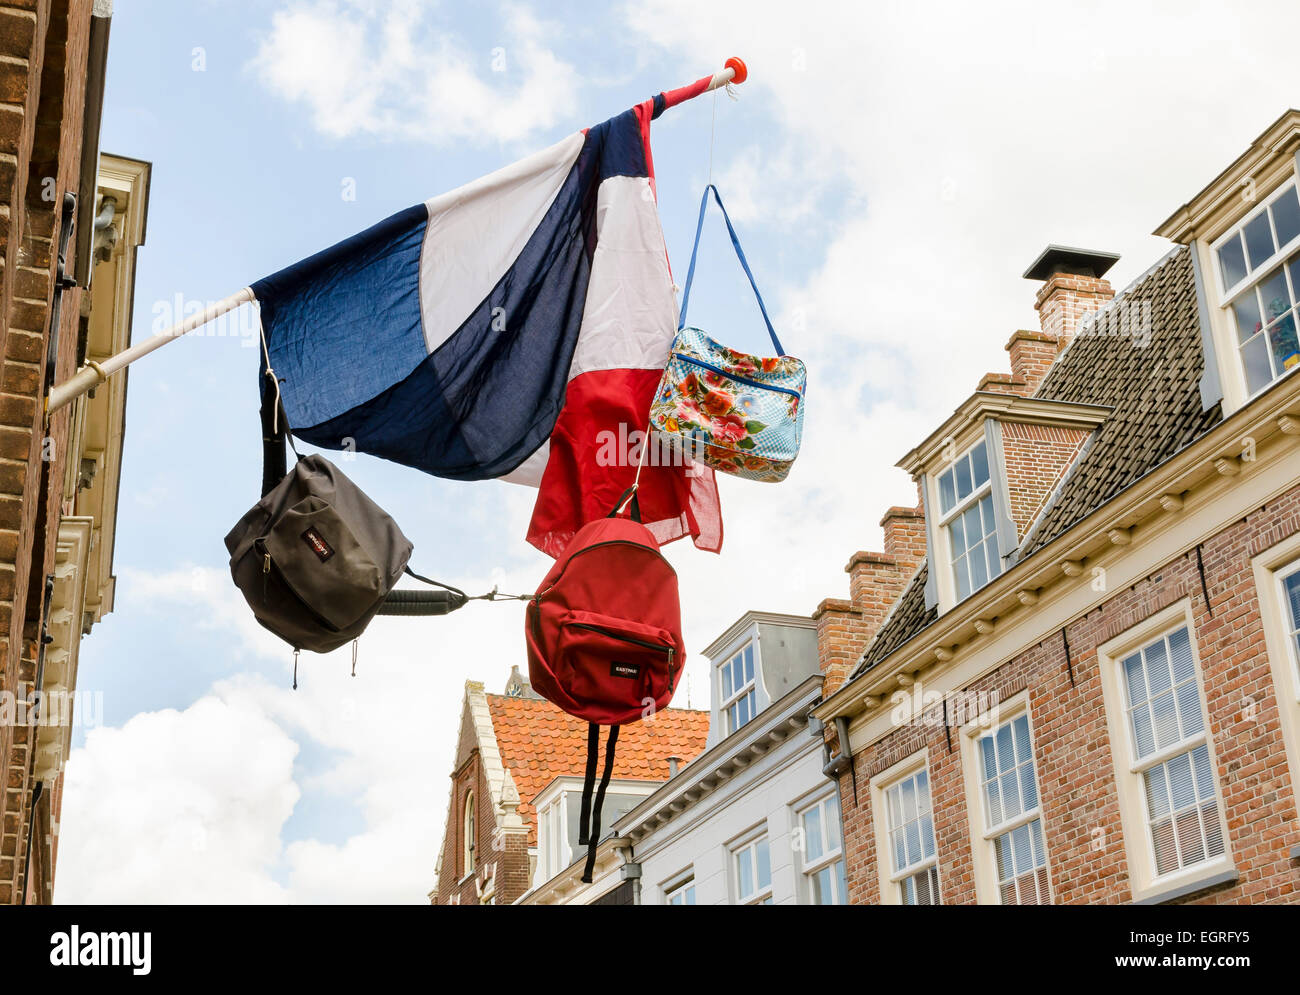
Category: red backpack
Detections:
[{"x1": 526, "y1": 487, "x2": 686, "y2": 880}]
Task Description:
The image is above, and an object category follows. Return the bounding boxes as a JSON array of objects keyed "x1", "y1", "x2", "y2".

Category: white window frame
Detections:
[
  {"x1": 1209, "y1": 175, "x2": 1300, "y2": 402},
  {"x1": 718, "y1": 641, "x2": 759, "y2": 736},
  {"x1": 869, "y1": 750, "x2": 941, "y2": 906},
  {"x1": 796, "y1": 791, "x2": 848, "y2": 905},
  {"x1": 934, "y1": 438, "x2": 1001, "y2": 605},
  {"x1": 462, "y1": 790, "x2": 476, "y2": 878},
  {"x1": 664, "y1": 874, "x2": 697, "y2": 906},
  {"x1": 730, "y1": 828, "x2": 774, "y2": 905},
  {"x1": 1097, "y1": 600, "x2": 1233, "y2": 902},
  {"x1": 1252, "y1": 533, "x2": 1300, "y2": 830},
  {"x1": 959, "y1": 693, "x2": 1053, "y2": 904}
]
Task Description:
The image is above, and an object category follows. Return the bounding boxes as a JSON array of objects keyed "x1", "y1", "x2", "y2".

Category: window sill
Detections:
[{"x1": 1131, "y1": 866, "x2": 1238, "y2": 905}]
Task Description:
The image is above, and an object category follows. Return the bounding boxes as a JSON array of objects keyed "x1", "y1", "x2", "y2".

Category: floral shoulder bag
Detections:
[{"x1": 650, "y1": 184, "x2": 806, "y2": 483}]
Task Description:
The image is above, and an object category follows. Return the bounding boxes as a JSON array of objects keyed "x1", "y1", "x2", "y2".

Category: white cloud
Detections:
[
  {"x1": 56, "y1": 562, "x2": 537, "y2": 904},
  {"x1": 56, "y1": 696, "x2": 298, "y2": 904},
  {"x1": 248, "y1": 0, "x2": 581, "y2": 146}
]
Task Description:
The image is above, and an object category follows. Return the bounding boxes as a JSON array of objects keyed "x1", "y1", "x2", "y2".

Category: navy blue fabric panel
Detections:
[
  {"x1": 251, "y1": 204, "x2": 428, "y2": 429},
  {"x1": 587, "y1": 107, "x2": 649, "y2": 182},
  {"x1": 294, "y1": 130, "x2": 603, "y2": 480}
]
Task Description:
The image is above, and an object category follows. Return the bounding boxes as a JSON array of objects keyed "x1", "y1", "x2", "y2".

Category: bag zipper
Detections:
[
  {"x1": 570, "y1": 623, "x2": 678, "y2": 693},
  {"x1": 254, "y1": 539, "x2": 341, "y2": 633},
  {"x1": 671, "y1": 351, "x2": 801, "y2": 399},
  {"x1": 533, "y1": 540, "x2": 680, "y2": 690}
]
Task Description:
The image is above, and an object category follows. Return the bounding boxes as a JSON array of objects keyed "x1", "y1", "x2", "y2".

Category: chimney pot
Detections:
[{"x1": 1024, "y1": 245, "x2": 1119, "y2": 345}]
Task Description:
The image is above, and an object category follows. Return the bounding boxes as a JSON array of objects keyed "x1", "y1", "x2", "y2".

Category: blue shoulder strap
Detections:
[{"x1": 678, "y1": 184, "x2": 786, "y2": 356}]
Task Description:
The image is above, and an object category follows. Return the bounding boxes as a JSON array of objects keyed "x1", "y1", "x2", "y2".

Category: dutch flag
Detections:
[{"x1": 251, "y1": 88, "x2": 723, "y2": 557}]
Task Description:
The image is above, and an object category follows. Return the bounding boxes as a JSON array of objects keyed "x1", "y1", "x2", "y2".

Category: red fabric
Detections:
[
  {"x1": 526, "y1": 515, "x2": 685, "y2": 725},
  {"x1": 659, "y1": 73, "x2": 714, "y2": 111},
  {"x1": 526, "y1": 368, "x2": 722, "y2": 558}
]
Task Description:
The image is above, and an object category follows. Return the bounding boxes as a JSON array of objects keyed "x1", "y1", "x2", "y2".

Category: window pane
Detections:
[
  {"x1": 804, "y1": 805, "x2": 824, "y2": 862},
  {"x1": 1244, "y1": 211, "x2": 1276, "y2": 269},
  {"x1": 1131, "y1": 704, "x2": 1156, "y2": 759},
  {"x1": 1275, "y1": 186, "x2": 1300, "y2": 247},
  {"x1": 836, "y1": 861, "x2": 849, "y2": 905},
  {"x1": 1242, "y1": 334, "x2": 1275, "y2": 393},
  {"x1": 1144, "y1": 765, "x2": 1171, "y2": 820},
  {"x1": 980, "y1": 493, "x2": 997, "y2": 535},
  {"x1": 969, "y1": 539, "x2": 989, "y2": 590},
  {"x1": 721, "y1": 662, "x2": 732, "y2": 699},
  {"x1": 1000, "y1": 772, "x2": 1022, "y2": 821},
  {"x1": 1013, "y1": 715, "x2": 1032, "y2": 763},
  {"x1": 964, "y1": 504, "x2": 983, "y2": 545},
  {"x1": 970, "y1": 440, "x2": 990, "y2": 486},
  {"x1": 826, "y1": 795, "x2": 842, "y2": 852},
  {"x1": 1151, "y1": 691, "x2": 1179, "y2": 750},
  {"x1": 980, "y1": 737, "x2": 997, "y2": 782},
  {"x1": 1231, "y1": 290, "x2": 1264, "y2": 345},
  {"x1": 1176, "y1": 679, "x2": 1203, "y2": 739},
  {"x1": 1219, "y1": 234, "x2": 1248, "y2": 288},
  {"x1": 1167, "y1": 750, "x2": 1196, "y2": 811},
  {"x1": 1268, "y1": 312, "x2": 1300, "y2": 374},
  {"x1": 995, "y1": 723, "x2": 1014, "y2": 772},
  {"x1": 756, "y1": 840, "x2": 771, "y2": 890},
  {"x1": 811, "y1": 866, "x2": 831, "y2": 905},
  {"x1": 948, "y1": 513, "x2": 965, "y2": 552},
  {"x1": 1145, "y1": 639, "x2": 1172, "y2": 696},
  {"x1": 938, "y1": 469, "x2": 956, "y2": 514},
  {"x1": 744, "y1": 646, "x2": 754, "y2": 682},
  {"x1": 1123, "y1": 653, "x2": 1147, "y2": 706},
  {"x1": 1191, "y1": 743, "x2": 1215, "y2": 800},
  {"x1": 737, "y1": 848, "x2": 752, "y2": 897},
  {"x1": 1168, "y1": 628, "x2": 1194, "y2": 684},
  {"x1": 954, "y1": 456, "x2": 973, "y2": 501},
  {"x1": 954, "y1": 554, "x2": 971, "y2": 601},
  {"x1": 1260, "y1": 267, "x2": 1291, "y2": 322}
]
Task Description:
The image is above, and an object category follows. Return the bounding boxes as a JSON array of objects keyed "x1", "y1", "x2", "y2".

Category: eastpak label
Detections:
[
  {"x1": 610, "y1": 661, "x2": 641, "y2": 680},
  {"x1": 301, "y1": 526, "x2": 335, "y2": 562}
]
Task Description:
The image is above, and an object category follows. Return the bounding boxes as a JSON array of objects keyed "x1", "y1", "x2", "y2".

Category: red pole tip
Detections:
[{"x1": 724, "y1": 57, "x2": 748, "y2": 84}]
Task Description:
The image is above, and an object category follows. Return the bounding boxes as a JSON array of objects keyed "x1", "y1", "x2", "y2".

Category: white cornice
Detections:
[
  {"x1": 1154, "y1": 109, "x2": 1300, "y2": 243},
  {"x1": 701, "y1": 610, "x2": 816, "y2": 660},
  {"x1": 897, "y1": 392, "x2": 1112, "y2": 476},
  {"x1": 816, "y1": 368, "x2": 1300, "y2": 728},
  {"x1": 614, "y1": 675, "x2": 823, "y2": 843}
]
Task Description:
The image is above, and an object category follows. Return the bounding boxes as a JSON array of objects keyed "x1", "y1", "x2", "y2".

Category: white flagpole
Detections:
[
  {"x1": 47, "y1": 286, "x2": 254, "y2": 414},
  {"x1": 45, "y1": 57, "x2": 749, "y2": 417}
]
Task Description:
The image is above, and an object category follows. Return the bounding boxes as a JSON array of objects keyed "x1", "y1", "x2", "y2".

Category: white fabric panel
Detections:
[
  {"x1": 567, "y1": 175, "x2": 677, "y2": 380},
  {"x1": 500, "y1": 440, "x2": 549, "y2": 487},
  {"x1": 418, "y1": 131, "x2": 586, "y2": 354}
]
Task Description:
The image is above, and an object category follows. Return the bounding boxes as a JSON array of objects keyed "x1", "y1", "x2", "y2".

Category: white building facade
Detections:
[{"x1": 522, "y1": 611, "x2": 848, "y2": 906}]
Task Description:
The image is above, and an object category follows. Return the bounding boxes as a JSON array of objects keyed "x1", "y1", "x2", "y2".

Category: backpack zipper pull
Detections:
[
  {"x1": 668, "y1": 648, "x2": 677, "y2": 692},
  {"x1": 263, "y1": 551, "x2": 271, "y2": 573}
]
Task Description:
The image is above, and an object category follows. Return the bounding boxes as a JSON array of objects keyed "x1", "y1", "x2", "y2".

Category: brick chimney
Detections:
[
  {"x1": 815, "y1": 509, "x2": 923, "y2": 697},
  {"x1": 1023, "y1": 245, "x2": 1118, "y2": 346},
  {"x1": 1005, "y1": 329, "x2": 1060, "y2": 395}
]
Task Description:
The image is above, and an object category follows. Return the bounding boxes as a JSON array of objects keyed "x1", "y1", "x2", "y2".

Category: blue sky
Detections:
[{"x1": 53, "y1": 0, "x2": 1300, "y2": 902}]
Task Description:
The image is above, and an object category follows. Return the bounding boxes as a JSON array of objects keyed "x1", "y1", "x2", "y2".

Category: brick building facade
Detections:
[
  {"x1": 813, "y1": 111, "x2": 1300, "y2": 905},
  {"x1": 431, "y1": 670, "x2": 708, "y2": 904},
  {"x1": 0, "y1": 0, "x2": 140, "y2": 904}
]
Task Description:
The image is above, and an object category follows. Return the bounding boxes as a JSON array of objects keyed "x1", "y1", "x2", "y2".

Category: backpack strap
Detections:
[
  {"x1": 579, "y1": 723, "x2": 620, "y2": 884},
  {"x1": 607, "y1": 486, "x2": 642, "y2": 523},
  {"x1": 677, "y1": 183, "x2": 785, "y2": 356}
]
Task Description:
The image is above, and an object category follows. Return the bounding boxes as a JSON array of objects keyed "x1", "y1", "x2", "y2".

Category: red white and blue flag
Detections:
[{"x1": 252, "y1": 84, "x2": 722, "y2": 556}]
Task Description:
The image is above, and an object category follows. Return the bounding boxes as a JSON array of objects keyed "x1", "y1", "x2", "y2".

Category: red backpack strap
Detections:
[{"x1": 578, "y1": 723, "x2": 621, "y2": 884}]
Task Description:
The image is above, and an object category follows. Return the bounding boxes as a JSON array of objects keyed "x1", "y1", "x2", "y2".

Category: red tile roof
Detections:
[{"x1": 486, "y1": 694, "x2": 710, "y2": 846}]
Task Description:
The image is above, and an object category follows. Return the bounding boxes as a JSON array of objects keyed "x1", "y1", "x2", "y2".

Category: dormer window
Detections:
[
  {"x1": 720, "y1": 644, "x2": 757, "y2": 734},
  {"x1": 937, "y1": 440, "x2": 1002, "y2": 601},
  {"x1": 1213, "y1": 181, "x2": 1300, "y2": 395}
]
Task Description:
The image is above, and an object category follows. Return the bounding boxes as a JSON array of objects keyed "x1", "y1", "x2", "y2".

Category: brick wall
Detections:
[
  {"x1": 0, "y1": 0, "x2": 93, "y2": 905},
  {"x1": 1035, "y1": 271, "x2": 1115, "y2": 343},
  {"x1": 838, "y1": 481, "x2": 1300, "y2": 905},
  {"x1": 1000, "y1": 421, "x2": 1092, "y2": 536}
]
